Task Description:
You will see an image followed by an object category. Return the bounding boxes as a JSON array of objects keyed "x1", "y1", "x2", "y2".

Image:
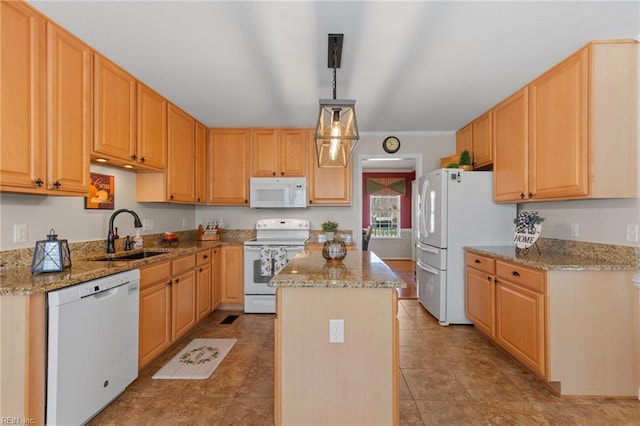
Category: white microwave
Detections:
[{"x1": 249, "y1": 177, "x2": 307, "y2": 208}]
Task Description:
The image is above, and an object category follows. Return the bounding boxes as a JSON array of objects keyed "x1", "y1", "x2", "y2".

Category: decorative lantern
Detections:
[{"x1": 31, "y1": 229, "x2": 71, "y2": 274}]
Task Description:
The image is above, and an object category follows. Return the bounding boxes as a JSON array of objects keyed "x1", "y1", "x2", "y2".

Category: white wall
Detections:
[
  {"x1": 521, "y1": 198, "x2": 640, "y2": 248},
  {"x1": 195, "y1": 131, "x2": 456, "y2": 234},
  {"x1": 0, "y1": 165, "x2": 195, "y2": 250}
]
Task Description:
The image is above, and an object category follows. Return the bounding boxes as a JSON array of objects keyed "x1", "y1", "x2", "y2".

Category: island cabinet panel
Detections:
[
  {"x1": 276, "y1": 287, "x2": 399, "y2": 425},
  {"x1": 207, "y1": 128, "x2": 250, "y2": 205},
  {"x1": 93, "y1": 53, "x2": 137, "y2": 162},
  {"x1": 0, "y1": 1, "x2": 46, "y2": 192}
]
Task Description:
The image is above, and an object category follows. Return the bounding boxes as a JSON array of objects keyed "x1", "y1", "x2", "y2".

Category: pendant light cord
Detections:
[{"x1": 332, "y1": 40, "x2": 338, "y2": 100}]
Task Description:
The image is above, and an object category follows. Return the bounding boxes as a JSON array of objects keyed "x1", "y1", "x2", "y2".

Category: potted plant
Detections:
[
  {"x1": 321, "y1": 220, "x2": 339, "y2": 241},
  {"x1": 458, "y1": 150, "x2": 472, "y2": 171}
]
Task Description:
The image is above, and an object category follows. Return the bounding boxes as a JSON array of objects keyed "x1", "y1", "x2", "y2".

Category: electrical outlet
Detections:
[
  {"x1": 143, "y1": 219, "x2": 154, "y2": 231},
  {"x1": 182, "y1": 217, "x2": 188, "y2": 228},
  {"x1": 13, "y1": 224, "x2": 27, "y2": 243},
  {"x1": 625, "y1": 224, "x2": 639, "y2": 242},
  {"x1": 329, "y1": 319, "x2": 344, "y2": 343},
  {"x1": 570, "y1": 223, "x2": 579, "y2": 237}
]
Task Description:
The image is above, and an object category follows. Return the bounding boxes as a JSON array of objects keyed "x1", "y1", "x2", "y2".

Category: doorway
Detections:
[{"x1": 355, "y1": 154, "x2": 422, "y2": 260}]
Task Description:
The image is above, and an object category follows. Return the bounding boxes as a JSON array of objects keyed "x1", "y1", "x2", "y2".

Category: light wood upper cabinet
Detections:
[
  {"x1": 455, "y1": 124, "x2": 472, "y2": 160},
  {"x1": 278, "y1": 129, "x2": 308, "y2": 176},
  {"x1": 250, "y1": 128, "x2": 307, "y2": 177},
  {"x1": 195, "y1": 121, "x2": 207, "y2": 204},
  {"x1": 93, "y1": 53, "x2": 137, "y2": 164},
  {"x1": 529, "y1": 47, "x2": 589, "y2": 200},
  {"x1": 0, "y1": 1, "x2": 46, "y2": 192},
  {"x1": 308, "y1": 131, "x2": 352, "y2": 206},
  {"x1": 472, "y1": 110, "x2": 492, "y2": 169},
  {"x1": 494, "y1": 40, "x2": 637, "y2": 202},
  {"x1": 208, "y1": 128, "x2": 250, "y2": 205},
  {"x1": 136, "y1": 82, "x2": 167, "y2": 170},
  {"x1": 493, "y1": 88, "x2": 529, "y2": 201},
  {"x1": 46, "y1": 22, "x2": 92, "y2": 194},
  {"x1": 1, "y1": 3, "x2": 90, "y2": 196},
  {"x1": 221, "y1": 245, "x2": 244, "y2": 305},
  {"x1": 166, "y1": 104, "x2": 196, "y2": 202}
]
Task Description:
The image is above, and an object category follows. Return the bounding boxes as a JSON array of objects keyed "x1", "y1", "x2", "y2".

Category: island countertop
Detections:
[{"x1": 269, "y1": 250, "x2": 407, "y2": 289}]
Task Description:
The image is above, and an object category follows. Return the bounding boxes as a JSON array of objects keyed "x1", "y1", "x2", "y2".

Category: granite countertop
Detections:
[
  {"x1": 465, "y1": 245, "x2": 637, "y2": 271},
  {"x1": 0, "y1": 239, "x2": 244, "y2": 296},
  {"x1": 269, "y1": 250, "x2": 407, "y2": 289}
]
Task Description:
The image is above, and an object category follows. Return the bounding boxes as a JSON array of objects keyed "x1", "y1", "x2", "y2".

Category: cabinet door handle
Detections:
[
  {"x1": 203, "y1": 255, "x2": 208, "y2": 259},
  {"x1": 474, "y1": 259, "x2": 481, "y2": 264},
  {"x1": 140, "y1": 156, "x2": 145, "y2": 163},
  {"x1": 511, "y1": 271, "x2": 520, "y2": 277},
  {"x1": 169, "y1": 195, "x2": 174, "y2": 200},
  {"x1": 520, "y1": 192, "x2": 525, "y2": 199},
  {"x1": 528, "y1": 192, "x2": 533, "y2": 199},
  {"x1": 34, "y1": 178, "x2": 44, "y2": 187},
  {"x1": 199, "y1": 267, "x2": 203, "y2": 272},
  {"x1": 131, "y1": 154, "x2": 137, "y2": 161},
  {"x1": 175, "y1": 278, "x2": 180, "y2": 284},
  {"x1": 486, "y1": 276, "x2": 492, "y2": 282},
  {"x1": 52, "y1": 180, "x2": 62, "y2": 189},
  {"x1": 494, "y1": 278, "x2": 499, "y2": 284}
]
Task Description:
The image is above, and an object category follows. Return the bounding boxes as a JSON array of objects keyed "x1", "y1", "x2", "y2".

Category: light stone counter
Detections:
[{"x1": 269, "y1": 249, "x2": 407, "y2": 289}]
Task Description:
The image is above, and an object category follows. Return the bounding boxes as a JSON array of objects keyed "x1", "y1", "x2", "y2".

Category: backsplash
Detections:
[{"x1": 0, "y1": 229, "x2": 256, "y2": 271}]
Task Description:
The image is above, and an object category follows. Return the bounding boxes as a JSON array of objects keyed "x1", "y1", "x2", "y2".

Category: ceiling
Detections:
[{"x1": 28, "y1": 1, "x2": 639, "y2": 134}]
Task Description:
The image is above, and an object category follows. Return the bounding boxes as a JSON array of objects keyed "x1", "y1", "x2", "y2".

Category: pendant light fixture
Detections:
[{"x1": 315, "y1": 34, "x2": 359, "y2": 168}]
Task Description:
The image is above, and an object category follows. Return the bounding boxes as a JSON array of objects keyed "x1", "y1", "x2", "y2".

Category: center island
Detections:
[{"x1": 269, "y1": 249, "x2": 407, "y2": 426}]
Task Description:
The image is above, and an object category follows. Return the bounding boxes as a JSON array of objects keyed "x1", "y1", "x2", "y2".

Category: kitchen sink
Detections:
[{"x1": 93, "y1": 251, "x2": 168, "y2": 261}]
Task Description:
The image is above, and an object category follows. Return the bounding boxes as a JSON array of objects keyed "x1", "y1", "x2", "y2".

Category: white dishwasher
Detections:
[{"x1": 47, "y1": 269, "x2": 140, "y2": 426}]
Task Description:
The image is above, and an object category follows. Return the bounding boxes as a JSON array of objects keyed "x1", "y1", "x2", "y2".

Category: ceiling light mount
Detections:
[{"x1": 315, "y1": 33, "x2": 359, "y2": 168}]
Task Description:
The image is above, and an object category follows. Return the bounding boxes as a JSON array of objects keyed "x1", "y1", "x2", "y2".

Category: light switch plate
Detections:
[
  {"x1": 625, "y1": 224, "x2": 639, "y2": 242},
  {"x1": 329, "y1": 319, "x2": 344, "y2": 343},
  {"x1": 13, "y1": 224, "x2": 27, "y2": 243}
]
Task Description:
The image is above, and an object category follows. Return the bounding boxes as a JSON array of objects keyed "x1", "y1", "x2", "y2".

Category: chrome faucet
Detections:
[{"x1": 107, "y1": 209, "x2": 143, "y2": 253}]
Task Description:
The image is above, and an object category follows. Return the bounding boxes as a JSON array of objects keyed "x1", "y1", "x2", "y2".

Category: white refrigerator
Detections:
[{"x1": 416, "y1": 169, "x2": 515, "y2": 325}]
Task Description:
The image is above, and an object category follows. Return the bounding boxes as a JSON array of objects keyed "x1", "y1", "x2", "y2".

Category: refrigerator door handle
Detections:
[
  {"x1": 416, "y1": 242, "x2": 439, "y2": 254},
  {"x1": 416, "y1": 259, "x2": 439, "y2": 275}
]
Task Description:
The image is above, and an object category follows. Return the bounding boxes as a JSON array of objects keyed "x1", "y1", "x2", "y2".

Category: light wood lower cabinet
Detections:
[
  {"x1": 495, "y1": 261, "x2": 546, "y2": 376},
  {"x1": 212, "y1": 247, "x2": 222, "y2": 309},
  {"x1": 464, "y1": 252, "x2": 496, "y2": 337},
  {"x1": 139, "y1": 251, "x2": 214, "y2": 370},
  {"x1": 465, "y1": 250, "x2": 638, "y2": 396},
  {"x1": 139, "y1": 260, "x2": 172, "y2": 369},
  {"x1": 196, "y1": 249, "x2": 212, "y2": 321},
  {"x1": 221, "y1": 245, "x2": 244, "y2": 305}
]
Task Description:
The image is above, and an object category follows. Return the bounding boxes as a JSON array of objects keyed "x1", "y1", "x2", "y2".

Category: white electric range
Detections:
[{"x1": 243, "y1": 218, "x2": 310, "y2": 313}]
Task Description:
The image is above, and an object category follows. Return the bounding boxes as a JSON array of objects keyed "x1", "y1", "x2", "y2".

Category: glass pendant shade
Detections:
[
  {"x1": 315, "y1": 99, "x2": 359, "y2": 167},
  {"x1": 31, "y1": 229, "x2": 71, "y2": 274}
]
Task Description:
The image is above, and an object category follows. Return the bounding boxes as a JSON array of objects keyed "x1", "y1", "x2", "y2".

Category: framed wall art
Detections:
[{"x1": 85, "y1": 172, "x2": 114, "y2": 210}]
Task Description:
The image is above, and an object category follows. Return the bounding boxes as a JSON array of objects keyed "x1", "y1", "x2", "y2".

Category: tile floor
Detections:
[{"x1": 89, "y1": 299, "x2": 639, "y2": 425}]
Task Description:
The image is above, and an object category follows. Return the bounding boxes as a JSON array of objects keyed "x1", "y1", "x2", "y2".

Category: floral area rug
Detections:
[{"x1": 152, "y1": 338, "x2": 237, "y2": 380}]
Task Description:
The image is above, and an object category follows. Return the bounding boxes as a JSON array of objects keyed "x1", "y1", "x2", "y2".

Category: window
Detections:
[{"x1": 369, "y1": 195, "x2": 400, "y2": 238}]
